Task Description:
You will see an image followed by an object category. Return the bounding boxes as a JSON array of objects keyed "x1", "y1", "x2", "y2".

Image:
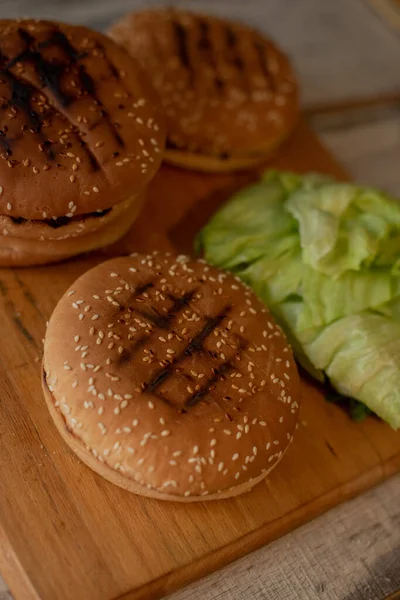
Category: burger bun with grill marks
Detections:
[
  {"x1": 43, "y1": 253, "x2": 300, "y2": 501},
  {"x1": 110, "y1": 9, "x2": 299, "y2": 173}
]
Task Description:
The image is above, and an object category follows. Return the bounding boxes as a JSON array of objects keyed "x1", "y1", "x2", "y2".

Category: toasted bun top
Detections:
[
  {"x1": 110, "y1": 9, "x2": 298, "y2": 159},
  {"x1": 43, "y1": 253, "x2": 300, "y2": 499},
  {"x1": 0, "y1": 19, "x2": 165, "y2": 220}
]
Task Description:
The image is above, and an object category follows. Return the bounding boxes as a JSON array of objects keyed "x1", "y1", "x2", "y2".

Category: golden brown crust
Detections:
[
  {"x1": 0, "y1": 191, "x2": 144, "y2": 266},
  {"x1": 43, "y1": 380, "x2": 284, "y2": 501},
  {"x1": 164, "y1": 133, "x2": 286, "y2": 173},
  {"x1": 110, "y1": 9, "x2": 299, "y2": 170},
  {"x1": 0, "y1": 19, "x2": 165, "y2": 220},
  {"x1": 43, "y1": 253, "x2": 300, "y2": 500}
]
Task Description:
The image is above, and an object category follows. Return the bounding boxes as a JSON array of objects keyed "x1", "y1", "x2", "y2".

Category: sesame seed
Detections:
[
  {"x1": 161, "y1": 430, "x2": 170, "y2": 436},
  {"x1": 232, "y1": 453, "x2": 239, "y2": 461},
  {"x1": 148, "y1": 400, "x2": 154, "y2": 409}
]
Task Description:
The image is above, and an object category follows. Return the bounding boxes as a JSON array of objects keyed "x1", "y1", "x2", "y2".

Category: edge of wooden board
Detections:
[
  {"x1": 2, "y1": 456, "x2": 400, "y2": 600},
  {"x1": 113, "y1": 459, "x2": 400, "y2": 600}
]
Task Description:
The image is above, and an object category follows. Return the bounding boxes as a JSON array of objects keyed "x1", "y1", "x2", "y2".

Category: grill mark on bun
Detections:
[
  {"x1": 185, "y1": 359, "x2": 234, "y2": 407},
  {"x1": 254, "y1": 41, "x2": 273, "y2": 89},
  {"x1": 78, "y1": 138, "x2": 101, "y2": 171},
  {"x1": 0, "y1": 50, "x2": 53, "y2": 158},
  {"x1": 10, "y1": 28, "x2": 74, "y2": 107},
  {"x1": 133, "y1": 288, "x2": 196, "y2": 330},
  {"x1": 96, "y1": 44, "x2": 121, "y2": 80},
  {"x1": 0, "y1": 126, "x2": 15, "y2": 157},
  {"x1": 116, "y1": 289, "x2": 196, "y2": 365},
  {"x1": 198, "y1": 20, "x2": 211, "y2": 52},
  {"x1": 1, "y1": 24, "x2": 126, "y2": 170},
  {"x1": 15, "y1": 26, "x2": 126, "y2": 149},
  {"x1": 226, "y1": 27, "x2": 237, "y2": 48},
  {"x1": 197, "y1": 19, "x2": 224, "y2": 92},
  {"x1": 224, "y1": 27, "x2": 245, "y2": 75},
  {"x1": 173, "y1": 20, "x2": 192, "y2": 77},
  {"x1": 145, "y1": 305, "x2": 231, "y2": 403},
  {"x1": 117, "y1": 334, "x2": 149, "y2": 366},
  {"x1": 1, "y1": 35, "x2": 98, "y2": 167},
  {"x1": 185, "y1": 336, "x2": 248, "y2": 408},
  {"x1": 132, "y1": 281, "x2": 155, "y2": 297}
]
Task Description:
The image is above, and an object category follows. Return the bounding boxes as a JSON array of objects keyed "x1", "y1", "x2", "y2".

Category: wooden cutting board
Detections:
[{"x1": 0, "y1": 119, "x2": 399, "y2": 600}]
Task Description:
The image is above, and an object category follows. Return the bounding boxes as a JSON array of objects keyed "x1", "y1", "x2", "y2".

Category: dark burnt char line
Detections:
[
  {"x1": 197, "y1": 20, "x2": 224, "y2": 91},
  {"x1": 117, "y1": 288, "x2": 197, "y2": 367},
  {"x1": 173, "y1": 20, "x2": 191, "y2": 72},
  {"x1": 171, "y1": 16, "x2": 272, "y2": 92},
  {"x1": 185, "y1": 361, "x2": 233, "y2": 407},
  {"x1": 144, "y1": 305, "x2": 233, "y2": 409},
  {"x1": 0, "y1": 24, "x2": 134, "y2": 168},
  {"x1": 254, "y1": 41, "x2": 273, "y2": 90},
  {"x1": 113, "y1": 284, "x2": 237, "y2": 411},
  {"x1": 185, "y1": 336, "x2": 248, "y2": 407},
  {"x1": 16, "y1": 27, "x2": 125, "y2": 147},
  {"x1": 134, "y1": 289, "x2": 197, "y2": 331}
]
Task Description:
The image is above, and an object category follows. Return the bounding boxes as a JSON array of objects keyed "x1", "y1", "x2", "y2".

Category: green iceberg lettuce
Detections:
[{"x1": 197, "y1": 170, "x2": 400, "y2": 430}]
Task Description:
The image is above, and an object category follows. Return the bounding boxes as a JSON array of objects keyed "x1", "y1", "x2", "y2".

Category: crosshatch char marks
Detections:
[
  {"x1": 0, "y1": 19, "x2": 165, "y2": 221},
  {"x1": 109, "y1": 9, "x2": 299, "y2": 171},
  {"x1": 42, "y1": 253, "x2": 300, "y2": 501}
]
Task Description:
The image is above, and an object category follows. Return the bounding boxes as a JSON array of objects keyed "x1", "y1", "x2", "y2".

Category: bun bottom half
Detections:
[
  {"x1": 164, "y1": 123, "x2": 298, "y2": 173},
  {"x1": 0, "y1": 191, "x2": 145, "y2": 267},
  {"x1": 42, "y1": 376, "x2": 283, "y2": 502}
]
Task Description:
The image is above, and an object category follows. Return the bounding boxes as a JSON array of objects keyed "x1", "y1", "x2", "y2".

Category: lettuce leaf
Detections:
[
  {"x1": 304, "y1": 313, "x2": 400, "y2": 429},
  {"x1": 197, "y1": 170, "x2": 400, "y2": 429}
]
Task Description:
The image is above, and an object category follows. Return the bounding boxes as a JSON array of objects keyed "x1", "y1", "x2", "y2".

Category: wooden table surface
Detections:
[{"x1": 0, "y1": 1, "x2": 399, "y2": 599}]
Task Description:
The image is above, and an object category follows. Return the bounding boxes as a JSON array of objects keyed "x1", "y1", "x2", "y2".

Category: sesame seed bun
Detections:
[
  {"x1": 109, "y1": 9, "x2": 299, "y2": 173},
  {"x1": 42, "y1": 253, "x2": 300, "y2": 501},
  {"x1": 0, "y1": 19, "x2": 165, "y2": 264},
  {"x1": 0, "y1": 191, "x2": 145, "y2": 267}
]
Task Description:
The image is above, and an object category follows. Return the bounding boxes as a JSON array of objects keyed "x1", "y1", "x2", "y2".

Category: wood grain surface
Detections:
[
  {"x1": 1, "y1": 1, "x2": 400, "y2": 600},
  {"x1": 0, "y1": 120, "x2": 399, "y2": 600},
  {"x1": 167, "y1": 474, "x2": 400, "y2": 600}
]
